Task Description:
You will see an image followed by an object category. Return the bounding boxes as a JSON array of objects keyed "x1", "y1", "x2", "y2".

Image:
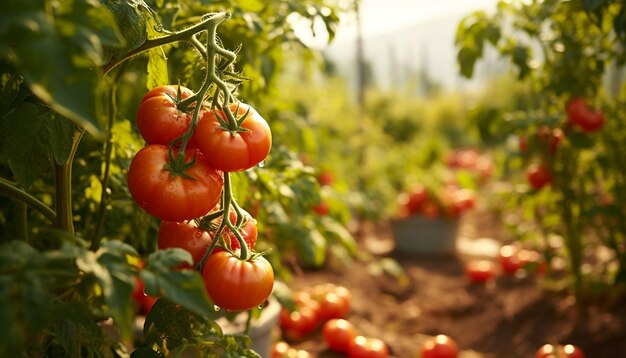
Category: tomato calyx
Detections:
[
  {"x1": 163, "y1": 148, "x2": 200, "y2": 181},
  {"x1": 214, "y1": 103, "x2": 253, "y2": 134}
]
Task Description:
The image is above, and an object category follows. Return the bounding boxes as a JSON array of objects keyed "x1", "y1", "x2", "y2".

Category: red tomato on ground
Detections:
[
  {"x1": 194, "y1": 103, "x2": 272, "y2": 172},
  {"x1": 318, "y1": 291, "x2": 350, "y2": 321},
  {"x1": 420, "y1": 334, "x2": 459, "y2": 358},
  {"x1": 280, "y1": 306, "x2": 319, "y2": 340},
  {"x1": 323, "y1": 319, "x2": 357, "y2": 353},
  {"x1": 127, "y1": 145, "x2": 224, "y2": 221},
  {"x1": 498, "y1": 244, "x2": 524, "y2": 276},
  {"x1": 271, "y1": 341, "x2": 291, "y2": 358},
  {"x1": 202, "y1": 251, "x2": 274, "y2": 311},
  {"x1": 535, "y1": 344, "x2": 586, "y2": 358},
  {"x1": 465, "y1": 260, "x2": 496, "y2": 284},
  {"x1": 136, "y1": 85, "x2": 198, "y2": 147},
  {"x1": 157, "y1": 220, "x2": 211, "y2": 266},
  {"x1": 347, "y1": 336, "x2": 389, "y2": 358},
  {"x1": 526, "y1": 163, "x2": 552, "y2": 189}
]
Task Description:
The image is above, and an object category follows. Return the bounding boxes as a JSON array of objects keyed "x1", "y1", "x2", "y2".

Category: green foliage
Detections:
[
  {"x1": 457, "y1": 0, "x2": 626, "y2": 303},
  {"x1": 0, "y1": 0, "x2": 348, "y2": 356}
]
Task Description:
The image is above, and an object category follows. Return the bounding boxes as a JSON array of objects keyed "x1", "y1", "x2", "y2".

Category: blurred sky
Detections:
[{"x1": 333, "y1": 0, "x2": 499, "y2": 43}]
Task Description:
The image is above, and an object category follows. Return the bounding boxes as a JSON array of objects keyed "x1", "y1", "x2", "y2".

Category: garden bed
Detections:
[{"x1": 285, "y1": 210, "x2": 626, "y2": 358}]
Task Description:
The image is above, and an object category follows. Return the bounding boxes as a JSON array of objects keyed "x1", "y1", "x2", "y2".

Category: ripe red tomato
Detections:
[
  {"x1": 271, "y1": 341, "x2": 291, "y2": 358},
  {"x1": 519, "y1": 135, "x2": 529, "y2": 152},
  {"x1": 136, "y1": 85, "x2": 198, "y2": 147},
  {"x1": 313, "y1": 200, "x2": 330, "y2": 216},
  {"x1": 127, "y1": 145, "x2": 224, "y2": 221},
  {"x1": 421, "y1": 200, "x2": 440, "y2": 219},
  {"x1": 421, "y1": 334, "x2": 458, "y2": 358},
  {"x1": 566, "y1": 97, "x2": 589, "y2": 124},
  {"x1": 465, "y1": 260, "x2": 496, "y2": 284},
  {"x1": 399, "y1": 185, "x2": 428, "y2": 215},
  {"x1": 498, "y1": 245, "x2": 523, "y2": 276},
  {"x1": 210, "y1": 207, "x2": 258, "y2": 251},
  {"x1": 318, "y1": 291, "x2": 351, "y2": 321},
  {"x1": 202, "y1": 251, "x2": 274, "y2": 311},
  {"x1": 526, "y1": 163, "x2": 552, "y2": 189},
  {"x1": 194, "y1": 103, "x2": 272, "y2": 172},
  {"x1": 535, "y1": 344, "x2": 586, "y2": 358},
  {"x1": 280, "y1": 306, "x2": 319, "y2": 340},
  {"x1": 347, "y1": 336, "x2": 389, "y2": 358},
  {"x1": 566, "y1": 97, "x2": 604, "y2": 133},
  {"x1": 318, "y1": 170, "x2": 335, "y2": 186},
  {"x1": 157, "y1": 220, "x2": 211, "y2": 266},
  {"x1": 323, "y1": 319, "x2": 357, "y2": 353}
]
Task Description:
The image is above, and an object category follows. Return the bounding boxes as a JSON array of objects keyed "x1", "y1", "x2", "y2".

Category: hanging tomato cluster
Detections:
[{"x1": 127, "y1": 84, "x2": 274, "y2": 312}]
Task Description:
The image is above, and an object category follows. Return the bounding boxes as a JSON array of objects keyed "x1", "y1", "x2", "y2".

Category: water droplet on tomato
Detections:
[
  {"x1": 258, "y1": 161, "x2": 265, "y2": 168},
  {"x1": 213, "y1": 305, "x2": 221, "y2": 311}
]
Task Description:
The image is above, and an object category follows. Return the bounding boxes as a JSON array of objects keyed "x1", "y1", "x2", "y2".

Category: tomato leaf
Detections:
[
  {"x1": 101, "y1": 0, "x2": 150, "y2": 64},
  {"x1": 142, "y1": 249, "x2": 217, "y2": 318},
  {"x1": 144, "y1": 6, "x2": 168, "y2": 90},
  {"x1": 296, "y1": 226, "x2": 327, "y2": 267}
]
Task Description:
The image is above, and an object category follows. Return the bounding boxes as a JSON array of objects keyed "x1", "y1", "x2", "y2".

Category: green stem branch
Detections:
[
  {"x1": 0, "y1": 177, "x2": 56, "y2": 222},
  {"x1": 103, "y1": 12, "x2": 231, "y2": 75},
  {"x1": 54, "y1": 128, "x2": 85, "y2": 236}
]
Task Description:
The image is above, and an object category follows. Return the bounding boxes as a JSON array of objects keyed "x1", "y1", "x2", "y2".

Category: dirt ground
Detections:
[{"x1": 285, "y1": 210, "x2": 626, "y2": 358}]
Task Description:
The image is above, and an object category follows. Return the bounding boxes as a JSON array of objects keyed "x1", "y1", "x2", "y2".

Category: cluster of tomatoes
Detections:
[
  {"x1": 397, "y1": 184, "x2": 477, "y2": 219},
  {"x1": 445, "y1": 148, "x2": 495, "y2": 181},
  {"x1": 128, "y1": 85, "x2": 274, "y2": 312},
  {"x1": 464, "y1": 243, "x2": 547, "y2": 284},
  {"x1": 520, "y1": 97, "x2": 605, "y2": 190}
]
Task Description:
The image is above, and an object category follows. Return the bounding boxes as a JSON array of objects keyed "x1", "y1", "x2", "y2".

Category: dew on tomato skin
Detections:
[
  {"x1": 258, "y1": 161, "x2": 265, "y2": 168},
  {"x1": 213, "y1": 305, "x2": 221, "y2": 311}
]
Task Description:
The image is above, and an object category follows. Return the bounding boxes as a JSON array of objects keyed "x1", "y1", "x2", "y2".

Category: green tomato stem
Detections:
[
  {"x1": 0, "y1": 177, "x2": 56, "y2": 223},
  {"x1": 102, "y1": 12, "x2": 232, "y2": 75},
  {"x1": 90, "y1": 83, "x2": 117, "y2": 250},
  {"x1": 54, "y1": 129, "x2": 84, "y2": 236}
]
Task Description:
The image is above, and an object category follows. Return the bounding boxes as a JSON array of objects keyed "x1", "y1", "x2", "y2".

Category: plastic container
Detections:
[
  {"x1": 391, "y1": 216, "x2": 460, "y2": 256},
  {"x1": 217, "y1": 297, "x2": 281, "y2": 358}
]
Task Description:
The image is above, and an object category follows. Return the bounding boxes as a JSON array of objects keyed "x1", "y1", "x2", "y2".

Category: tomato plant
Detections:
[
  {"x1": 457, "y1": 0, "x2": 626, "y2": 305},
  {"x1": 202, "y1": 251, "x2": 274, "y2": 311},
  {"x1": 420, "y1": 335, "x2": 458, "y2": 358},
  {"x1": 127, "y1": 144, "x2": 224, "y2": 221},
  {"x1": 323, "y1": 319, "x2": 357, "y2": 353},
  {"x1": 194, "y1": 103, "x2": 272, "y2": 172},
  {"x1": 0, "y1": 0, "x2": 346, "y2": 356},
  {"x1": 347, "y1": 336, "x2": 389, "y2": 358},
  {"x1": 157, "y1": 220, "x2": 212, "y2": 266}
]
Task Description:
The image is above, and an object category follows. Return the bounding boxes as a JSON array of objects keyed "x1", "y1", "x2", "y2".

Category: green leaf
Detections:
[
  {"x1": 144, "y1": 5, "x2": 168, "y2": 90},
  {"x1": 321, "y1": 217, "x2": 356, "y2": 255},
  {"x1": 296, "y1": 227, "x2": 327, "y2": 267},
  {"x1": 457, "y1": 46, "x2": 479, "y2": 78},
  {"x1": 0, "y1": 0, "x2": 124, "y2": 138},
  {"x1": 101, "y1": 0, "x2": 150, "y2": 63},
  {"x1": 582, "y1": 0, "x2": 610, "y2": 11},
  {"x1": 143, "y1": 249, "x2": 217, "y2": 318},
  {"x1": 0, "y1": 103, "x2": 56, "y2": 188}
]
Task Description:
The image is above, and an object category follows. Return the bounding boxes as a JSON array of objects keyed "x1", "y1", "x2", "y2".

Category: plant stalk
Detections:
[
  {"x1": 0, "y1": 177, "x2": 56, "y2": 222},
  {"x1": 54, "y1": 128, "x2": 84, "y2": 236}
]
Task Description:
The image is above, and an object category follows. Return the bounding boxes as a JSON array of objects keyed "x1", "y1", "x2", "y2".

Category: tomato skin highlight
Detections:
[
  {"x1": 202, "y1": 251, "x2": 274, "y2": 311},
  {"x1": 323, "y1": 319, "x2": 357, "y2": 353},
  {"x1": 136, "y1": 85, "x2": 198, "y2": 147},
  {"x1": 347, "y1": 336, "x2": 389, "y2": 358},
  {"x1": 535, "y1": 344, "x2": 586, "y2": 358},
  {"x1": 465, "y1": 260, "x2": 496, "y2": 284},
  {"x1": 421, "y1": 334, "x2": 459, "y2": 358},
  {"x1": 127, "y1": 145, "x2": 224, "y2": 221},
  {"x1": 194, "y1": 103, "x2": 272, "y2": 172}
]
